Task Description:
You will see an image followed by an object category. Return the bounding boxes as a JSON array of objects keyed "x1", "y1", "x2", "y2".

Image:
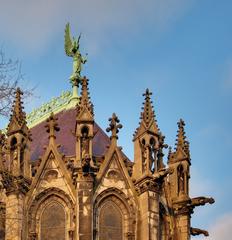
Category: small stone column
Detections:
[
  {"x1": 174, "y1": 209, "x2": 190, "y2": 240},
  {"x1": 77, "y1": 175, "x2": 94, "y2": 240},
  {"x1": 136, "y1": 177, "x2": 160, "y2": 240},
  {"x1": 5, "y1": 193, "x2": 24, "y2": 240},
  {"x1": 3, "y1": 174, "x2": 30, "y2": 240}
]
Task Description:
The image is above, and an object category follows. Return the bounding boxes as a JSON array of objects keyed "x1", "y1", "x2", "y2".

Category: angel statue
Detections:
[{"x1": 65, "y1": 23, "x2": 87, "y2": 85}]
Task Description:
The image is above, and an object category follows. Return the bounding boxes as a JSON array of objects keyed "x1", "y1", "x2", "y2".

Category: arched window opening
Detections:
[
  {"x1": 141, "y1": 139, "x2": 146, "y2": 172},
  {"x1": 10, "y1": 137, "x2": 17, "y2": 148},
  {"x1": 99, "y1": 202, "x2": 123, "y2": 240},
  {"x1": 81, "y1": 126, "x2": 90, "y2": 160},
  {"x1": 81, "y1": 126, "x2": 89, "y2": 137},
  {"x1": 177, "y1": 164, "x2": 185, "y2": 195},
  {"x1": 40, "y1": 202, "x2": 65, "y2": 240},
  {"x1": 149, "y1": 137, "x2": 156, "y2": 172},
  {"x1": 10, "y1": 137, "x2": 18, "y2": 173},
  {"x1": 141, "y1": 138, "x2": 146, "y2": 146},
  {"x1": 20, "y1": 139, "x2": 25, "y2": 175}
]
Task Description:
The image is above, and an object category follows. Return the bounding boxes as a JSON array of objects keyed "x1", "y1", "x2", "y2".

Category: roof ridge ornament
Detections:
[
  {"x1": 45, "y1": 112, "x2": 60, "y2": 145},
  {"x1": 26, "y1": 91, "x2": 73, "y2": 128},
  {"x1": 106, "y1": 113, "x2": 122, "y2": 146},
  {"x1": 64, "y1": 23, "x2": 87, "y2": 87}
]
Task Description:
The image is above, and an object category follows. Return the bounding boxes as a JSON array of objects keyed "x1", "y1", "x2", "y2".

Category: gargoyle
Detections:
[
  {"x1": 191, "y1": 196, "x2": 215, "y2": 207},
  {"x1": 191, "y1": 227, "x2": 209, "y2": 236}
]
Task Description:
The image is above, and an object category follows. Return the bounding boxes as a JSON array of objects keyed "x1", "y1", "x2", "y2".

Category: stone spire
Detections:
[
  {"x1": 45, "y1": 112, "x2": 60, "y2": 145},
  {"x1": 175, "y1": 119, "x2": 190, "y2": 160},
  {"x1": 141, "y1": 89, "x2": 156, "y2": 126},
  {"x1": 168, "y1": 119, "x2": 190, "y2": 163},
  {"x1": 7, "y1": 88, "x2": 27, "y2": 136},
  {"x1": 106, "y1": 113, "x2": 122, "y2": 146},
  {"x1": 133, "y1": 89, "x2": 159, "y2": 140},
  {"x1": 12, "y1": 88, "x2": 25, "y2": 120},
  {"x1": 77, "y1": 77, "x2": 94, "y2": 119}
]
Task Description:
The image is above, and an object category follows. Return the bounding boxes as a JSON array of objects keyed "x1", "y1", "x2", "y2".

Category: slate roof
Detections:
[{"x1": 30, "y1": 108, "x2": 110, "y2": 161}]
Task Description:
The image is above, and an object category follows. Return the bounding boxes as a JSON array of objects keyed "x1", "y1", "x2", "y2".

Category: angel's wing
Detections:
[{"x1": 64, "y1": 23, "x2": 73, "y2": 57}]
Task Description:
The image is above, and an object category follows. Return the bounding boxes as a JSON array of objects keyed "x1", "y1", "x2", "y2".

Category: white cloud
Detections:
[
  {"x1": 0, "y1": 0, "x2": 193, "y2": 54},
  {"x1": 197, "y1": 213, "x2": 232, "y2": 240}
]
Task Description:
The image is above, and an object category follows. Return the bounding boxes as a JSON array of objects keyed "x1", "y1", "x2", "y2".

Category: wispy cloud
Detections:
[
  {"x1": 0, "y1": 0, "x2": 193, "y2": 54},
  {"x1": 197, "y1": 213, "x2": 232, "y2": 240}
]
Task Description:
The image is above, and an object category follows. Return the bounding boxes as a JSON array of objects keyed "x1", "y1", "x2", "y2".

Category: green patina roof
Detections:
[{"x1": 26, "y1": 86, "x2": 79, "y2": 128}]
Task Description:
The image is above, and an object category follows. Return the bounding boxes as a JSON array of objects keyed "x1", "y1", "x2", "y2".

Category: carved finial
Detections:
[
  {"x1": 45, "y1": 113, "x2": 60, "y2": 143},
  {"x1": 106, "y1": 113, "x2": 122, "y2": 144},
  {"x1": 77, "y1": 77, "x2": 94, "y2": 116},
  {"x1": 175, "y1": 119, "x2": 190, "y2": 158},
  {"x1": 141, "y1": 89, "x2": 156, "y2": 126}
]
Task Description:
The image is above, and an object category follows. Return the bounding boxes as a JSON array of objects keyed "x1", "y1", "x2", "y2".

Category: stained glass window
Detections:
[
  {"x1": 40, "y1": 202, "x2": 65, "y2": 240},
  {"x1": 99, "y1": 202, "x2": 123, "y2": 240}
]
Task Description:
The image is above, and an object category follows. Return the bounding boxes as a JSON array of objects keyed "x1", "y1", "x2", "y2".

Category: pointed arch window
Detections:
[
  {"x1": 99, "y1": 202, "x2": 123, "y2": 240},
  {"x1": 40, "y1": 202, "x2": 65, "y2": 240},
  {"x1": 177, "y1": 164, "x2": 185, "y2": 195}
]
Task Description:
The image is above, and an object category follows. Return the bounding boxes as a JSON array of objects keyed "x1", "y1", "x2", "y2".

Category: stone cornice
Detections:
[
  {"x1": 134, "y1": 175, "x2": 161, "y2": 195},
  {"x1": 1, "y1": 171, "x2": 31, "y2": 196}
]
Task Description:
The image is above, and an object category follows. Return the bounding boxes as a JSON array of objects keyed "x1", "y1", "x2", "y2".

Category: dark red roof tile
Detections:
[{"x1": 30, "y1": 108, "x2": 110, "y2": 161}]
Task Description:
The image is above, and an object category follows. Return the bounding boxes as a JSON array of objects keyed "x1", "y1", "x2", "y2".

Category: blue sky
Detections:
[{"x1": 0, "y1": 0, "x2": 231, "y2": 238}]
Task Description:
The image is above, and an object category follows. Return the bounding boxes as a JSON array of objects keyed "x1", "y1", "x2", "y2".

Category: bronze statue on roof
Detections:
[{"x1": 64, "y1": 23, "x2": 87, "y2": 85}]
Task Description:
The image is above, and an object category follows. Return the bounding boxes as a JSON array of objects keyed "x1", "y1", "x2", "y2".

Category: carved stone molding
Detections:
[
  {"x1": 1, "y1": 171, "x2": 31, "y2": 196},
  {"x1": 134, "y1": 176, "x2": 161, "y2": 195}
]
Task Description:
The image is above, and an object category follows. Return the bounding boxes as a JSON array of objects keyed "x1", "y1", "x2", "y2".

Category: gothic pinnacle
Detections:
[
  {"x1": 11, "y1": 88, "x2": 26, "y2": 124},
  {"x1": 133, "y1": 88, "x2": 159, "y2": 139},
  {"x1": 78, "y1": 77, "x2": 94, "y2": 116},
  {"x1": 175, "y1": 119, "x2": 190, "y2": 158},
  {"x1": 141, "y1": 88, "x2": 155, "y2": 126},
  {"x1": 7, "y1": 87, "x2": 28, "y2": 136}
]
